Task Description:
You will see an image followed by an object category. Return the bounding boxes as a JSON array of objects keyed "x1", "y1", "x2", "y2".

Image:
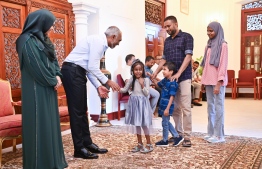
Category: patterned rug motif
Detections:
[{"x1": 2, "y1": 126, "x2": 262, "y2": 169}]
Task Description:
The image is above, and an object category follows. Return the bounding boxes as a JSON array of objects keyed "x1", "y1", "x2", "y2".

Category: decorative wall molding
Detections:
[
  {"x1": 242, "y1": 1, "x2": 262, "y2": 10},
  {"x1": 54, "y1": 39, "x2": 65, "y2": 67},
  {"x1": 3, "y1": 0, "x2": 26, "y2": 5},
  {"x1": 31, "y1": 1, "x2": 68, "y2": 14},
  {"x1": 4, "y1": 33, "x2": 21, "y2": 89},
  {"x1": 68, "y1": 13, "x2": 75, "y2": 51},
  {"x1": 247, "y1": 14, "x2": 262, "y2": 31},
  {"x1": 145, "y1": 0, "x2": 163, "y2": 26},
  {"x1": 2, "y1": 7, "x2": 21, "y2": 28}
]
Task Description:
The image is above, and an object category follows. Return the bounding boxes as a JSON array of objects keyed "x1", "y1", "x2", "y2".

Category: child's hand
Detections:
[
  {"x1": 138, "y1": 77, "x2": 144, "y2": 85},
  {"x1": 146, "y1": 72, "x2": 152, "y2": 77},
  {"x1": 164, "y1": 109, "x2": 169, "y2": 116}
]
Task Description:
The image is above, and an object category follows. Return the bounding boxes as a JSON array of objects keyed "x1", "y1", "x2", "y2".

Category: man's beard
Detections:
[
  {"x1": 110, "y1": 39, "x2": 116, "y2": 48},
  {"x1": 169, "y1": 29, "x2": 176, "y2": 36}
]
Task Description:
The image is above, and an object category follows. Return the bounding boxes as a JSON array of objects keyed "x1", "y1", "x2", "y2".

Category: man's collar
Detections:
[{"x1": 169, "y1": 30, "x2": 182, "y2": 39}]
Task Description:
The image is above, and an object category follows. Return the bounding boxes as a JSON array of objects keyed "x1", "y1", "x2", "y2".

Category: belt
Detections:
[{"x1": 62, "y1": 62, "x2": 86, "y2": 73}]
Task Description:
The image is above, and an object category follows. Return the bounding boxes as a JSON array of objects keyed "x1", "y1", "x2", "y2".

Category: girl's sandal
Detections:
[
  {"x1": 131, "y1": 143, "x2": 144, "y2": 153},
  {"x1": 140, "y1": 144, "x2": 154, "y2": 153}
]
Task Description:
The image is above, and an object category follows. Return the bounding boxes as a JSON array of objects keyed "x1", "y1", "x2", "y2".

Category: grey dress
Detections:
[{"x1": 120, "y1": 77, "x2": 154, "y2": 135}]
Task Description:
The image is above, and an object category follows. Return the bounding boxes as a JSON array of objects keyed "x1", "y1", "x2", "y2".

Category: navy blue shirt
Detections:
[
  {"x1": 157, "y1": 78, "x2": 178, "y2": 116},
  {"x1": 163, "y1": 30, "x2": 194, "y2": 83}
]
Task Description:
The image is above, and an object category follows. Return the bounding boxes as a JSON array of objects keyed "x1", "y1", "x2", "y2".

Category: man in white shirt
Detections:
[
  {"x1": 121, "y1": 54, "x2": 135, "y2": 83},
  {"x1": 151, "y1": 55, "x2": 164, "y2": 80},
  {"x1": 61, "y1": 26, "x2": 121, "y2": 159}
]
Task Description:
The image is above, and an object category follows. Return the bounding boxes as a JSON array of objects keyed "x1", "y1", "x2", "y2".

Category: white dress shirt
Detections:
[
  {"x1": 65, "y1": 34, "x2": 108, "y2": 88},
  {"x1": 151, "y1": 63, "x2": 164, "y2": 80},
  {"x1": 121, "y1": 65, "x2": 131, "y2": 82}
]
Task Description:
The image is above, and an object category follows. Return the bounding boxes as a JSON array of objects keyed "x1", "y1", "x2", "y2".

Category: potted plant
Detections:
[{"x1": 195, "y1": 56, "x2": 203, "y2": 75}]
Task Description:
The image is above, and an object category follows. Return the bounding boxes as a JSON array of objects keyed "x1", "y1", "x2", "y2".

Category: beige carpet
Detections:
[{"x1": 2, "y1": 126, "x2": 262, "y2": 169}]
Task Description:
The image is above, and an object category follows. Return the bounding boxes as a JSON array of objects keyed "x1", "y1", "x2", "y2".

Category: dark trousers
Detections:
[{"x1": 61, "y1": 63, "x2": 92, "y2": 150}]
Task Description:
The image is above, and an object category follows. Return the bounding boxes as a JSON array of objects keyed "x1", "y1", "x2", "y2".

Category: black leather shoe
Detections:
[
  {"x1": 74, "y1": 148, "x2": 98, "y2": 159},
  {"x1": 193, "y1": 101, "x2": 202, "y2": 106},
  {"x1": 85, "y1": 143, "x2": 108, "y2": 154}
]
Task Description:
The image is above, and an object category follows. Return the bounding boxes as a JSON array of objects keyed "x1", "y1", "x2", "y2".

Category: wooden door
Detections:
[
  {"x1": 145, "y1": 0, "x2": 166, "y2": 58},
  {"x1": 241, "y1": 2, "x2": 262, "y2": 74},
  {"x1": 0, "y1": 0, "x2": 75, "y2": 100}
]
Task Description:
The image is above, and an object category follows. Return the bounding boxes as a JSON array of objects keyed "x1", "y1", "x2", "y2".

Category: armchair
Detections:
[
  {"x1": 57, "y1": 95, "x2": 70, "y2": 126},
  {"x1": 0, "y1": 79, "x2": 22, "y2": 168},
  {"x1": 234, "y1": 70, "x2": 257, "y2": 99},
  {"x1": 116, "y1": 74, "x2": 129, "y2": 120},
  {"x1": 226, "y1": 70, "x2": 235, "y2": 99}
]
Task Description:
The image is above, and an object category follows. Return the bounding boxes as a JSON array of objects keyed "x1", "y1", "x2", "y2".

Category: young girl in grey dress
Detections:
[{"x1": 120, "y1": 59, "x2": 154, "y2": 153}]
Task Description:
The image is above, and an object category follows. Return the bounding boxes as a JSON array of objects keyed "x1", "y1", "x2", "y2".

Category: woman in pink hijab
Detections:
[{"x1": 201, "y1": 21, "x2": 228, "y2": 143}]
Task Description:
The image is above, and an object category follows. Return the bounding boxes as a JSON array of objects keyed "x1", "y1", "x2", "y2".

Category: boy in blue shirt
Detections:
[{"x1": 151, "y1": 62, "x2": 184, "y2": 146}]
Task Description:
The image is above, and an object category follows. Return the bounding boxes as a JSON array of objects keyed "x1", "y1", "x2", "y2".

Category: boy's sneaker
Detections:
[
  {"x1": 173, "y1": 135, "x2": 184, "y2": 146},
  {"x1": 207, "y1": 136, "x2": 225, "y2": 143},
  {"x1": 155, "y1": 140, "x2": 169, "y2": 147}
]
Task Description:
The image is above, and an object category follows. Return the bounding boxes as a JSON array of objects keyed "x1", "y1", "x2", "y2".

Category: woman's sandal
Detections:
[
  {"x1": 182, "y1": 139, "x2": 191, "y2": 147},
  {"x1": 140, "y1": 144, "x2": 154, "y2": 153},
  {"x1": 131, "y1": 143, "x2": 144, "y2": 153}
]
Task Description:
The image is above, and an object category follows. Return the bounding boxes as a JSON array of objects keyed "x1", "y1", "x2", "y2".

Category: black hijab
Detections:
[{"x1": 16, "y1": 9, "x2": 56, "y2": 64}]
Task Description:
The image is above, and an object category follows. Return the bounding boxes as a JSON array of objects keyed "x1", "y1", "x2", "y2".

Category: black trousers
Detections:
[{"x1": 61, "y1": 62, "x2": 92, "y2": 150}]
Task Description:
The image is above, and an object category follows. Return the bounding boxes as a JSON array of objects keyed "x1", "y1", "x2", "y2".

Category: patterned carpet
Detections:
[{"x1": 2, "y1": 126, "x2": 262, "y2": 169}]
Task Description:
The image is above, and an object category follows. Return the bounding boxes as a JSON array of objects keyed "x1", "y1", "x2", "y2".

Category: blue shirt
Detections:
[
  {"x1": 145, "y1": 66, "x2": 153, "y2": 78},
  {"x1": 163, "y1": 30, "x2": 193, "y2": 83},
  {"x1": 157, "y1": 78, "x2": 178, "y2": 116},
  {"x1": 65, "y1": 34, "x2": 108, "y2": 88}
]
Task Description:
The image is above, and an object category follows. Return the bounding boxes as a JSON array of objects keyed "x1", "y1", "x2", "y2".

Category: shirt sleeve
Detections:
[
  {"x1": 54, "y1": 59, "x2": 62, "y2": 78},
  {"x1": 185, "y1": 34, "x2": 194, "y2": 55},
  {"x1": 86, "y1": 39, "x2": 108, "y2": 88},
  {"x1": 141, "y1": 78, "x2": 150, "y2": 96},
  {"x1": 87, "y1": 73, "x2": 102, "y2": 88},
  {"x1": 120, "y1": 76, "x2": 133, "y2": 93},
  {"x1": 217, "y1": 43, "x2": 228, "y2": 82},
  {"x1": 22, "y1": 38, "x2": 57, "y2": 87}
]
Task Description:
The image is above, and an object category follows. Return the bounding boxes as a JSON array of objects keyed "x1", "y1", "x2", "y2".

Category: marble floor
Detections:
[
  {"x1": 110, "y1": 97, "x2": 262, "y2": 138},
  {"x1": 2, "y1": 97, "x2": 262, "y2": 154}
]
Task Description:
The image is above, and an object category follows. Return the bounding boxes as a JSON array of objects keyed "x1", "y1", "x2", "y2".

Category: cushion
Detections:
[
  {"x1": 0, "y1": 114, "x2": 22, "y2": 131},
  {"x1": 58, "y1": 106, "x2": 69, "y2": 117},
  {"x1": 0, "y1": 127, "x2": 22, "y2": 137}
]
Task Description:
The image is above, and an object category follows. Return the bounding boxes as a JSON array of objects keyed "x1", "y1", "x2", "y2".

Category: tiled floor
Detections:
[{"x1": 110, "y1": 97, "x2": 262, "y2": 138}]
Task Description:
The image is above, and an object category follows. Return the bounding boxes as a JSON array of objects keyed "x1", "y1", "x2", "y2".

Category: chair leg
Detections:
[
  {"x1": 233, "y1": 86, "x2": 236, "y2": 99},
  {"x1": 198, "y1": 91, "x2": 202, "y2": 102},
  {"x1": 231, "y1": 87, "x2": 234, "y2": 99},
  {"x1": 258, "y1": 86, "x2": 261, "y2": 100},
  {"x1": 12, "y1": 139, "x2": 16, "y2": 152},
  {"x1": 118, "y1": 102, "x2": 120, "y2": 121},
  {"x1": 0, "y1": 138, "x2": 3, "y2": 169}
]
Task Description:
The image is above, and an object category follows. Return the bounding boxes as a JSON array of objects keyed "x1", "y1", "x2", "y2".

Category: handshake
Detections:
[{"x1": 97, "y1": 79, "x2": 120, "y2": 99}]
